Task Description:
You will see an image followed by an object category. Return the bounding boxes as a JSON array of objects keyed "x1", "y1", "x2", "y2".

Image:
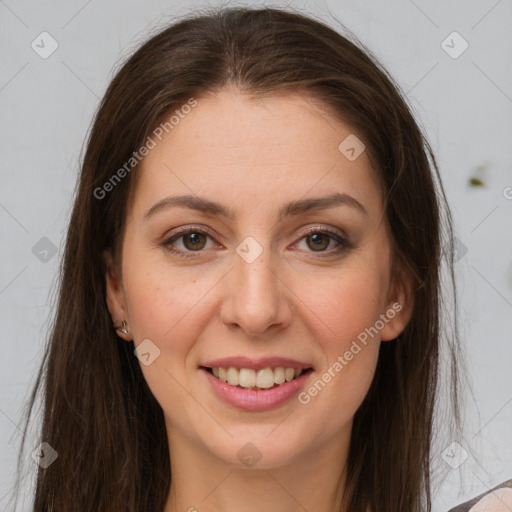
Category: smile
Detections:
[{"x1": 204, "y1": 366, "x2": 313, "y2": 390}]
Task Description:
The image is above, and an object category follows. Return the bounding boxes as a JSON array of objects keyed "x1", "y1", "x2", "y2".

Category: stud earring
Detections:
[
  {"x1": 119, "y1": 320, "x2": 128, "y2": 335},
  {"x1": 115, "y1": 319, "x2": 129, "y2": 337}
]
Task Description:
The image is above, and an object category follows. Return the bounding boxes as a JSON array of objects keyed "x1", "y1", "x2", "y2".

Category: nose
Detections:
[{"x1": 219, "y1": 247, "x2": 293, "y2": 337}]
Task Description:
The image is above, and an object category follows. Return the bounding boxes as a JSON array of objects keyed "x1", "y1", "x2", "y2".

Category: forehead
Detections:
[{"x1": 128, "y1": 89, "x2": 383, "y2": 222}]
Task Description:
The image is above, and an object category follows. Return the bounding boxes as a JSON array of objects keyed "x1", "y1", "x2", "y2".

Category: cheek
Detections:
[
  {"x1": 122, "y1": 249, "x2": 212, "y2": 342},
  {"x1": 120, "y1": 257, "x2": 216, "y2": 412},
  {"x1": 293, "y1": 263, "x2": 386, "y2": 411},
  {"x1": 297, "y1": 262, "x2": 388, "y2": 347}
]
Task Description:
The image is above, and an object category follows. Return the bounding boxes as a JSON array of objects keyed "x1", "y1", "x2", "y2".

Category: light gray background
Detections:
[{"x1": 1, "y1": 1, "x2": 511, "y2": 510}]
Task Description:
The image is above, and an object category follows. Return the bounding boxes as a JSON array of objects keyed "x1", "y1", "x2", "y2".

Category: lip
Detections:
[
  {"x1": 200, "y1": 366, "x2": 313, "y2": 411},
  {"x1": 201, "y1": 356, "x2": 313, "y2": 371}
]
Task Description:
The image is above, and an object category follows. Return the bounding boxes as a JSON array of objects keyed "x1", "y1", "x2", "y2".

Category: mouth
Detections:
[{"x1": 200, "y1": 365, "x2": 314, "y2": 391}]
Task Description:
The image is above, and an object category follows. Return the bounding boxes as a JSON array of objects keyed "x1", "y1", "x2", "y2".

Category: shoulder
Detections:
[{"x1": 448, "y1": 479, "x2": 512, "y2": 512}]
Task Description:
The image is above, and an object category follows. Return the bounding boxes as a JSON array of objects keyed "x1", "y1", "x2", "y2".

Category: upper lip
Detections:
[{"x1": 201, "y1": 356, "x2": 313, "y2": 371}]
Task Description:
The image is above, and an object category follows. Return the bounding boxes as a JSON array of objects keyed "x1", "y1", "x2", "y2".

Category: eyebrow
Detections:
[{"x1": 143, "y1": 192, "x2": 368, "y2": 222}]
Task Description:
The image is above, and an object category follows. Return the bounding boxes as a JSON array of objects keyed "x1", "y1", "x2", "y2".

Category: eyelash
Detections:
[{"x1": 160, "y1": 224, "x2": 352, "y2": 259}]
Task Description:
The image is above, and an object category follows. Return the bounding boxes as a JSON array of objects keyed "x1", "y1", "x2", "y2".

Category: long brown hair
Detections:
[{"x1": 12, "y1": 6, "x2": 465, "y2": 511}]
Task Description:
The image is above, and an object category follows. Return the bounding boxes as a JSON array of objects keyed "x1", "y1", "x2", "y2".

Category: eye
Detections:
[
  {"x1": 160, "y1": 226, "x2": 218, "y2": 257},
  {"x1": 294, "y1": 226, "x2": 351, "y2": 256},
  {"x1": 160, "y1": 225, "x2": 352, "y2": 259}
]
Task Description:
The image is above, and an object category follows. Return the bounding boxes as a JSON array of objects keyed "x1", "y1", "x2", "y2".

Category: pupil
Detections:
[
  {"x1": 186, "y1": 232, "x2": 204, "y2": 250},
  {"x1": 309, "y1": 233, "x2": 328, "y2": 251}
]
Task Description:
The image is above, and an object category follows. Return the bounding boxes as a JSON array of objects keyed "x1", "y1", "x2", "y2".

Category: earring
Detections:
[
  {"x1": 115, "y1": 319, "x2": 129, "y2": 337},
  {"x1": 120, "y1": 320, "x2": 128, "y2": 335}
]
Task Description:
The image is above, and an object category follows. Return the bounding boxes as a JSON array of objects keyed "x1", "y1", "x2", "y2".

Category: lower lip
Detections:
[{"x1": 201, "y1": 368, "x2": 312, "y2": 411}]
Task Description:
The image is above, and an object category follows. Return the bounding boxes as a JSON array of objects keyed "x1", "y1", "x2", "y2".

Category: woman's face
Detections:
[{"x1": 105, "y1": 89, "x2": 412, "y2": 470}]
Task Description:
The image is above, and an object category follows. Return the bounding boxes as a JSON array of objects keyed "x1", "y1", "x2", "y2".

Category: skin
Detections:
[{"x1": 104, "y1": 88, "x2": 414, "y2": 512}]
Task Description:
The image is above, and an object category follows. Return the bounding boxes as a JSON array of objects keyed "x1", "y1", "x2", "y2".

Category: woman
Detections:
[{"x1": 12, "y1": 6, "x2": 509, "y2": 512}]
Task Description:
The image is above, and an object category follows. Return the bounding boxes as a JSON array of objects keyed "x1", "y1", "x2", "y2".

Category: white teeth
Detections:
[
  {"x1": 209, "y1": 365, "x2": 307, "y2": 389},
  {"x1": 239, "y1": 368, "x2": 256, "y2": 388},
  {"x1": 226, "y1": 367, "x2": 239, "y2": 386},
  {"x1": 256, "y1": 368, "x2": 275, "y2": 389},
  {"x1": 274, "y1": 366, "x2": 286, "y2": 384}
]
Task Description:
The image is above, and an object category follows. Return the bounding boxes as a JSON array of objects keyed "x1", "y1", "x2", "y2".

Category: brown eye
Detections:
[
  {"x1": 306, "y1": 232, "x2": 331, "y2": 251},
  {"x1": 294, "y1": 226, "x2": 353, "y2": 257},
  {"x1": 161, "y1": 226, "x2": 217, "y2": 257},
  {"x1": 182, "y1": 232, "x2": 207, "y2": 251}
]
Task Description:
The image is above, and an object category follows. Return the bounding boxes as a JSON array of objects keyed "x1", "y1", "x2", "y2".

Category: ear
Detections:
[
  {"x1": 380, "y1": 266, "x2": 415, "y2": 342},
  {"x1": 103, "y1": 250, "x2": 131, "y2": 340}
]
